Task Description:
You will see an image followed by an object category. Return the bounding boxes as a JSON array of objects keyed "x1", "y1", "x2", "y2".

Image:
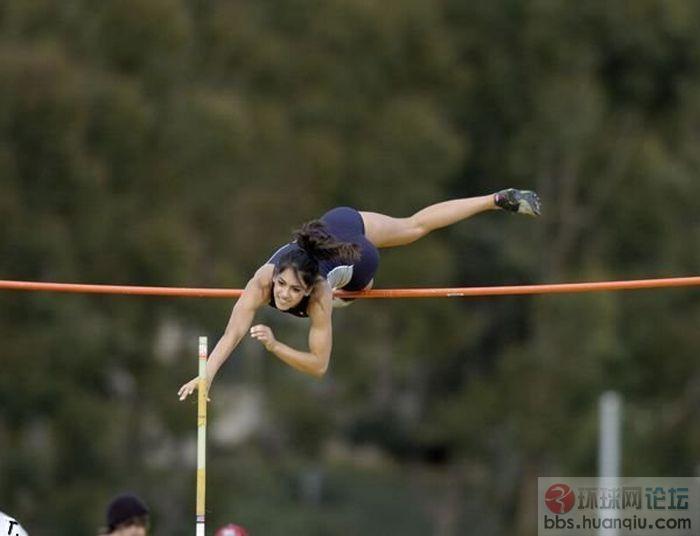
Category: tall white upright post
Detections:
[{"x1": 599, "y1": 390, "x2": 622, "y2": 536}]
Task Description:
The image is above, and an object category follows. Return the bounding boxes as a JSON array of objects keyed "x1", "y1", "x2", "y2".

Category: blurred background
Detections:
[{"x1": 1, "y1": 0, "x2": 700, "y2": 534}]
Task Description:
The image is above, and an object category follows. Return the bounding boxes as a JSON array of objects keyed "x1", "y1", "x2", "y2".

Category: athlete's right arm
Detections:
[{"x1": 178, "y1": 265, "x2": 273, "y2": 400}]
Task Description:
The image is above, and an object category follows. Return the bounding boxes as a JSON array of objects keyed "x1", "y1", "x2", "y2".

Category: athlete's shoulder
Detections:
[
  {"x1": 308, "y1": 279, "x2": 333, "y2": 316},
  {"x1": 253, "y1": 263, "x2": 275, "y2": 284},
  {"x1": 239, "y1": 264, "x2": 274, "y2": 306}
]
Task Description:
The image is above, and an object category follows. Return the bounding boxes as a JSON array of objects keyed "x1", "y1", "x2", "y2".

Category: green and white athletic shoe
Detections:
[{"x1": 494, "y1": 188, "x2": 542, "y2": 216}]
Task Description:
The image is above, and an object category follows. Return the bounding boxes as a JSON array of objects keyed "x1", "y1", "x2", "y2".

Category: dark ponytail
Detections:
[
  {"x1": 276, "y1": 220, "x2": 361, "y2": 288},
  {"x1": 293, "y1": 220, "x2": 361, "y2": 263}
]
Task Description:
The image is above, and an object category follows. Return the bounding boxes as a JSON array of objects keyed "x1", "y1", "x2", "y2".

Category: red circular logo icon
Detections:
[{"x1": 545, "y1": 483, "x2": 575, "y2": 514}]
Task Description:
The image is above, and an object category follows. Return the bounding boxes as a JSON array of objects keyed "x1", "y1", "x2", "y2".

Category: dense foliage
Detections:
[{"x1": 1, "y1": 1, "x2": 699, "y2": 534}]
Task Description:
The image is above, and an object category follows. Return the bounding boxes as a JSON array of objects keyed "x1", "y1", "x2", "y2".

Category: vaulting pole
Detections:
[{"x1": 196, "y1": 336, "x2": 208, "y2": 536}]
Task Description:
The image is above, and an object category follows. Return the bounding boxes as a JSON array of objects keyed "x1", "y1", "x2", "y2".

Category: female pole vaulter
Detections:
[{"x1": 178, "y1": 189, "x2": 541, "y2": 399}]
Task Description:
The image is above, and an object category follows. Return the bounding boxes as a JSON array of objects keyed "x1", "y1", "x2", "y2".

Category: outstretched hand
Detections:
[
  {"x1": 250, "y1": 324, "x2": 278, "y2": 352},
  {"x1": 178, "y1": 376, "x2": 210, "y2": 402}
]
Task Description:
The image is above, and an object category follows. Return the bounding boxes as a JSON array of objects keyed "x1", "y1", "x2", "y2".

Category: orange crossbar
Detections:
[{"x1": 0, "y1": 276, "x2": 699, "y2": 299}]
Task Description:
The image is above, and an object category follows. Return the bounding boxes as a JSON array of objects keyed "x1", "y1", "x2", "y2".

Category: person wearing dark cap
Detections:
[{"x1": 98, "y1": 493, "x2": 150, "y2": 535}]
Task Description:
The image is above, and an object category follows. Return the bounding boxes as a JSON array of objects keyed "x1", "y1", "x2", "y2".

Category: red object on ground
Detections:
[{"x1": 215, "y1": 524, "x2": 249, "y2": 536}]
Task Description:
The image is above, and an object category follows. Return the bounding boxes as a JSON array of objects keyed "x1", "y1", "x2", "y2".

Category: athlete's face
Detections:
[{"x1": 273, "y1": 268, "x2": 309, "y2": 310}]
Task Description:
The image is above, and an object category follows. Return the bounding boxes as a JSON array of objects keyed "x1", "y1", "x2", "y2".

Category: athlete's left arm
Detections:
[{"x1": 250, "y1": 285, "x2": 332, "y2": 378}]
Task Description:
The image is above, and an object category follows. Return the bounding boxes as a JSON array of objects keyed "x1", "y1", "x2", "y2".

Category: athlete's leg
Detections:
[
  {"x1": 360, "y1": 195, "x2": 496, "y2": 248},
  {"x1": 360, "y1": 189, "x2": 542, "y2": 248}
]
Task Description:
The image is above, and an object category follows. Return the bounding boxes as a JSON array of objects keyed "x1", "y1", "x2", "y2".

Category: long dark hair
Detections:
[{"x1": 276, "y1": 220, "x2": 361, "y2": 288}]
